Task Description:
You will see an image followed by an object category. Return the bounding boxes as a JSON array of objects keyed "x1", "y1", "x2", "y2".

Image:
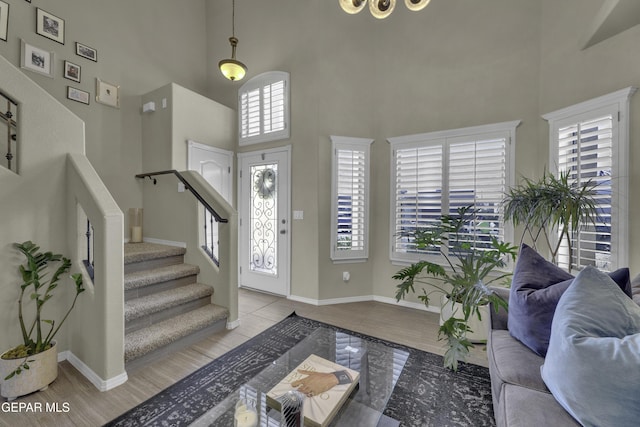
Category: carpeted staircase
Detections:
[{"x1": 123, "y1": 242, "x2": 229, "y2": 370}]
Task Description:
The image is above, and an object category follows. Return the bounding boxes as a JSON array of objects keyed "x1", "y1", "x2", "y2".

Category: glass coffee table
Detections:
[{"x1": 190, "y1": 327, "x2": 409, "y2": 426}]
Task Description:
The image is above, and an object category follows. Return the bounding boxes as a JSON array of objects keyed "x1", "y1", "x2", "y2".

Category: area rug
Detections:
[{"x1": 106, "y1": 313, "x2": 495, "y2": 427}]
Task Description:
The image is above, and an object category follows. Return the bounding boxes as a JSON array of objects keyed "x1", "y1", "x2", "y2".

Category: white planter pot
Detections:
[
  {"x1": 439, "y1": 297, "x2": 490, "y2": 343},
  {"x1": 0, "y1": 341, "x2": 58, "y2": 401}
]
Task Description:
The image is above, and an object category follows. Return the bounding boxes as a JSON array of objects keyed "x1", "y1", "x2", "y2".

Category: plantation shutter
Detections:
[
  {"x1": 389, "y1": 120, "x2": 518, "y2": 263},
  {"x1": 336, "y1": 149, "x2": 366, "y2": 252},
  {"x1": 240, "y1": 87, "x2": 261, "y2": 139},
  {"x1": 239, "y1": 71, "x2": 290, "y2": 145},
  {"x1": 393, "y1": 144, "x2": 443, "y2": 255},
  {"x1": 263, "y1": 80, "x2": 286, "y2": 134},
  {"x1": 557, "y1": 114, "x2": 613, "y2": 270},
  {"x1": 448, "y1": 137, "x2": 507, "y2": 247},
  {"x1": 330, "y1": 136, "x2": 372, "y2": 262}
]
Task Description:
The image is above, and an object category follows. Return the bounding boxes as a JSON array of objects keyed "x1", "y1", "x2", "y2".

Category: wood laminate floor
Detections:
[{"x1": 0, "y1": 289, "x2": 488, "y2": 426}]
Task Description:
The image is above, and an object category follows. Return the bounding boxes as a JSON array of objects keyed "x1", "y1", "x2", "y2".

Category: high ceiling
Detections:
[{"x1": 582, "y1": 0, "x2": 640, "y2": 48}]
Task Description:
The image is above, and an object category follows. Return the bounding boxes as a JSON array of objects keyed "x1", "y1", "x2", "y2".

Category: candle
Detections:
[
  {"x1": 234, "y1": 409, "x2": 257, "y2": 427},
  {"x1": 131, "y1": 226, "x2": 142, "y2": 243}
]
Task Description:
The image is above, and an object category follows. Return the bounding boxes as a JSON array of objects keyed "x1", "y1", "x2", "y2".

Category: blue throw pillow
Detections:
[
  {"x1": 508, "y1": 244, "x2": 631, "y2": 356},
  {"x1": 541, "y1": 266, "x2": 640, "y2": 426}
]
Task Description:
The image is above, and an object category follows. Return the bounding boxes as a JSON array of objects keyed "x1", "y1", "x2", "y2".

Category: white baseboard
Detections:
[
  {"x1": 142, "y1": 237, "x2": 187, "y2": 248},
  {"x1": 59, "y1": 350, "x2": 128, "y2": 392},
  {"x1": 287, "y1": 293, "x2": 440, "y2": 314},
  {"x1": 227, "y1": 319, "x2": 241, "y2": 329},
  {"x1": 373, "y1": 295, "x2": 440, "y2": 314}
]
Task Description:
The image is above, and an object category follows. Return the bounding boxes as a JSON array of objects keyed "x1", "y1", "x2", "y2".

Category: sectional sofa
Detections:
[{"x1": 487, "y1": 244, "x2": 640, "y2": 426}]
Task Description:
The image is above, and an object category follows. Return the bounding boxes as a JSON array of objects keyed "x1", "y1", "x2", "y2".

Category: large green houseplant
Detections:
[
  {"x1": 394, "y1": 206, "x2": 517, "y2": 370},
  {"x1": 1, "y1": 241, "x2": 84, "y2": 400},
  {"x1": 501, "y1": 170, "x2": 599, "y2": 272}
]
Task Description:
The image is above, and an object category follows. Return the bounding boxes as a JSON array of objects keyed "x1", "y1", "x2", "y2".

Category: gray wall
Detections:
[
  {"x1": 206, "y1": 0, "x2": 640, "y2": 304},
  {"x1": 207, "y1": 0, "x2": 544, "y2": 304},
  {"x1": 2, "y1": 0, "x2": 640, "y2": 317},
  {"x1": 0, "y1": 0, "x2": 210, "y2": 219}
]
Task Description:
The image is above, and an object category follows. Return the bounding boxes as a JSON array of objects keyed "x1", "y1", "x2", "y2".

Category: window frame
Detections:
[
  {"x1": 388, "y1": 120, "x2": 520, "y2": 265},
  {"x1": 329, "y1": 135, "x2": 374, "y2": 263},
  {"x1": 542, "y1": 87, "x2": 636, "y2": 271},
  {"x1": 238, "y1": 71, "x2": 290, "y2": 146}
]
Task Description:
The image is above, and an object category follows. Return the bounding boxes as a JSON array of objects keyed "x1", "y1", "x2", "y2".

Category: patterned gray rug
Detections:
[{"x1": 106, "y1": 313, "x2": 495, "y2": 427}]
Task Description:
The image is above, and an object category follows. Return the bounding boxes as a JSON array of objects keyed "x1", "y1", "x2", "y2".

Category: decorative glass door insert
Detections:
[{"x1": 250, "y1": 164, "x2": 278, "y2": 276}]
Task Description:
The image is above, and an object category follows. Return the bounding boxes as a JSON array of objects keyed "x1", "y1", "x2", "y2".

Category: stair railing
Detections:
[
  {"x1": 1, "y1": 91, "x2": 18, "y2": 174},
  {"x1": 136, "y1": 169, "x2": 239, "y2": 326},
  {"x1": 136, "y1": 170, "x2": 228, "y2": 265}
]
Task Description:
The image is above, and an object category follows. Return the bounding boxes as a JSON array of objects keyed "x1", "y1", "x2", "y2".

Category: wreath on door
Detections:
[{"x1": 255, "y1": 168, "x2": 276, "y2": 199}]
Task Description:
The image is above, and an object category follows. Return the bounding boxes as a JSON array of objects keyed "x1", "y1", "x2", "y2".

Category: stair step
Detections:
[
  {"x1": 124, "y1": 243, "x2": 187, "y2": 274},
  {"x1": 124, "y1": 304, "x2": 229, "y2": 363},
  {"x1": 124, "y1": 242, "x2": 186, "y2": 264},
  {"x1": 125, "y1": 263, "x2": 200, "y2": 292},
  {"x1": 125, "y1": 283, "x2": 213, "y2": 323}
]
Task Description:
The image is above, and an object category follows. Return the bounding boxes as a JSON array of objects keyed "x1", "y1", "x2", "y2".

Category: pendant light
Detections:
[
  {"x1": 339, "y1": 0, "x2": 430, "y2": 18},
  {"x1": 219, "y1": 0, "x2": 247, "y2": 81},
  {"x1": 370, "y1": 0, "x2": 396, "y2": 19},
  {"x1": 405, "y1": 0, "x2": 430, "y2": 12}
]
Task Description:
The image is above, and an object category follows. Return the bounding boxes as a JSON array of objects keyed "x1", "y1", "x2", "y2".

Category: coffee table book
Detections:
[{"x1": 266, "y1": 354, "x2": 360, "y2": 427}]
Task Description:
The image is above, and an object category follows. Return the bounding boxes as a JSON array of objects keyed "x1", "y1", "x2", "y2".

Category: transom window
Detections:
[
  {"x1": 388, "y1": 121, "x2": 519, "y2": 264},
  {"x1": 543, "y1": 87, "x2": 636, "y2": 271},
  {"x1": 238, "y1": 71, "x2": 290, "y2": 146}
]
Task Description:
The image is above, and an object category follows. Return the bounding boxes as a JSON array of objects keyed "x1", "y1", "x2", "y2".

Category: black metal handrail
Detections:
[
  {"x1": 1, "y1": 91, "x2": 18, "y2": 173},
  {"x1": 135, "y1": 170, "x2": 228, "y2": 223}
]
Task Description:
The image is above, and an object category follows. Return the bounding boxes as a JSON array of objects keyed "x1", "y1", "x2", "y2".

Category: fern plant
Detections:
[
  {"x1": 2, "y1": 241, "x2": 84, "y2": 379},
  {"x1": 393, "y1": 206, "x2": 517, "y2": 371}
]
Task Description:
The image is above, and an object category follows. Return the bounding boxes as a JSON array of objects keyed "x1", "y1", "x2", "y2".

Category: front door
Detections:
[{"x1": 238, "y1": 147, "x2": 290, "y2": 296}]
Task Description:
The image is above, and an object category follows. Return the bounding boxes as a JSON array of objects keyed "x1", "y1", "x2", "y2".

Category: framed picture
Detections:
[
  {"x1": 36, "y1": 8, "x2": 64, "y2": 44},
  {"x1": 0, "y1": 1, "x2": 8, "y2": 42},
  {"x1": 64, "y1": 60, "x2": 81, "y2": 83},
  {"x1": 67, "y1": 86, "x2": 90, "y2": 105},
  {"x1": 76, "y1": 42, "x2": 97, "y2": 62},
  {"x1": 20, "y1": 39, "x2": 55, "y2": 78},
  {"x1": 96, "y1": 78, "x2": 119, "y2": 108}
]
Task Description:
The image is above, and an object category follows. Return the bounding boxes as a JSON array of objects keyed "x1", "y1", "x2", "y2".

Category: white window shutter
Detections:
[
  {"x1": 388, "y1": 121, "x2": 519, "y2": 263},
  {"x1": 544, "y1": 86, "x2": 636, "y2": 271},
  {"x1": 330, "y1": 136, "x2": 373, "y2": 262},
  {"x1": 239, "y1": 71, "x2": 290, "y2": 146}
]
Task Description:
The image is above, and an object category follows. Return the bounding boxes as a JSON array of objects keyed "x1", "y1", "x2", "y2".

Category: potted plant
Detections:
[
  {"x1": 501, "y1": 170, "x2": 599, "y2": 272},
  {"x1": 0, "y1": 241, "x2": 84, "y2": 401},
  {"x1": 394, "y1": 206, "x2": 517, "y2": 371}
]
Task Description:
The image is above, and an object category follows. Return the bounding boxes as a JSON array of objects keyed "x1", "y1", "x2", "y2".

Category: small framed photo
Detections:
[
  {"x1": 96, "y1": 78, "x2": 119, "y2": 108},
  {"x1": 76, "y1": 42, "x2": 97, "y2": 62},
  {"x1": 0, "y1": 1, "x2": 8, "y2": 42},
  {"x1": 36, "y1": 8, "x2": 65, "y2": 45},
  {"x1": 20, "y1": 39, "x2": 55, "y2": 78},
  {"x1": 67, "y1": 86, "x2": 90, "y2": 105},
  {"x1": 64, "y1": 60, "x2": 81, "y2": 83}
]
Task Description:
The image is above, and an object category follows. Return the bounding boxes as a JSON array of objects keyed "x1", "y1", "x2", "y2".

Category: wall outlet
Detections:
[{"x1": 342, "y1": 271, "x2": 350, "y2": 282}]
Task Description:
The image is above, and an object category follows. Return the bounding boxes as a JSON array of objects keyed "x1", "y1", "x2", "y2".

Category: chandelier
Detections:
[
  {"x1": 339, "y1": 0, "x2": 430, "y2": 19},
  {"x1": 219, "y1": 0, "x2": 247, "y2": 81}
]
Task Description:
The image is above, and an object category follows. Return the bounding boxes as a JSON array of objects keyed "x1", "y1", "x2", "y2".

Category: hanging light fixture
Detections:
[
  {"x1": 339, "y1": 0, "x2": 430, "y2": 19},
  {"x1": 219, "y1": 0, "x2": 247, "y2": 81}
]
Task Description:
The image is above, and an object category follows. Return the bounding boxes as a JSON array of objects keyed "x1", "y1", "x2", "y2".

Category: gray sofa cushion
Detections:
[
  {"x1": 488, "y1": 330, "x2": 547, "y2": 402},
  {"x1": 496, "y1": 384, "x2": 580, "y2": 427}
]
